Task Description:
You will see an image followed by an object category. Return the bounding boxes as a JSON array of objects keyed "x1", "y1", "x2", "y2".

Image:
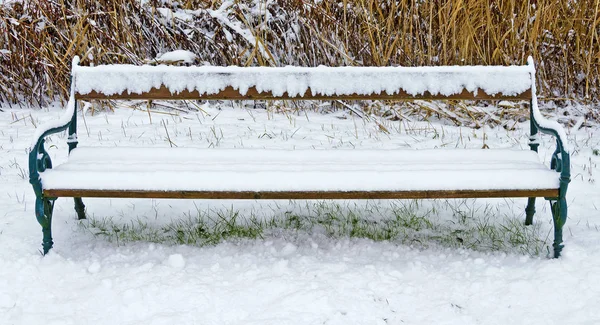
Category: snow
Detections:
[
  {"x1": 40, "y1": 148, "x2": 559, "y2": 192},
  {"x1": 206, "y1": 1, "x2": 269, "y2": 58},
  {"x1": 87, "y1": 261, "x2": 101, "y2": 274},
  {"x1": 167, "y1": 254, "x2": 186, "y2": 268},
  {"x1": 156, "y1": 7, "x2": 174, "y2": 20},
  {"x1": 156, "y1": 50, "x2": 197, "y2": 64},
  {"x1": 73, "y1": 60, "x2": 534, "y2": 99},
  {"x1": 2, "y1": 102, "x2": 600, "y2": 324}
]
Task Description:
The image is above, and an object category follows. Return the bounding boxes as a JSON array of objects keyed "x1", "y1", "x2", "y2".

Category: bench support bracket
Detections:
[
  {"x1": 525, "y1": 59, "x2": 571, "y2": 257},
  {"x1": 28, "y1": 61, "x2": 83, "y2": 254},
  {"x1": 68, "y1": 99, "x2": 87, "y2": 220},
  {"x1": 525, "y1": 99, "x2": 539, "y2": 226}
]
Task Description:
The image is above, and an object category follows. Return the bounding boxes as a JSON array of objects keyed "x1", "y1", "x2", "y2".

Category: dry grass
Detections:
[{"x1": 1, "y1": 0, "x2": 599, "y2": 110}]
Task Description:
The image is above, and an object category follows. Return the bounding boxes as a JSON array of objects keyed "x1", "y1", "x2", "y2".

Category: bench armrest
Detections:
[
  {"x1": 527, "y1": 57, "x2": 570, "y2": 196},
  {"x1": 28, "y1": 57, "x2": 80, "y2": 197}
]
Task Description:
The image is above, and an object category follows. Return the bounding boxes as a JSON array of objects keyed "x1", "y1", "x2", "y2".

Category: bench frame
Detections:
[{"x1": 29, "y1": 57, "x2": 571, "y2": 257}]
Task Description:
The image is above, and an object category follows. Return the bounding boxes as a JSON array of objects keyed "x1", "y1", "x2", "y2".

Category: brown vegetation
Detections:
[{"x1": 0, "y1": 0, "x2": 598, "y2": 107}]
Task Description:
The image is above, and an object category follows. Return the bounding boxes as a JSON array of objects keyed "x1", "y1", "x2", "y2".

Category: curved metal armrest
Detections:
[
  {"x1": 28, "y1": 120, "x2": 73, "y2": 197},
  {"x1": 527, "y1": 57, "x2": 570, "y2": 196},
  {"x1": 531, "y1": 108, "x2": 569, "y2": 180},
  {"x1": 535, "y1": 120, "x2": 571, "y2": 195},
  {"x1": 29, "y1": 57, "x2": 80, "y2": 198}
]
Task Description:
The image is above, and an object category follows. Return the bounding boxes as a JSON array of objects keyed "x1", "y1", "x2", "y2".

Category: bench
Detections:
[{"x1": 29, "y1": 56, "x2": 571, "y2": 257}]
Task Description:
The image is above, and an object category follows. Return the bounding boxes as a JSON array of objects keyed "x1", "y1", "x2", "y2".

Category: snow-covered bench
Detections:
[{"x1": 29, "y1": 56, "x2": 571, "y2": 257}]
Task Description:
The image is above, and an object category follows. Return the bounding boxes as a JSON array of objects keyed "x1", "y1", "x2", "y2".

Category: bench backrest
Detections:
[{"x1": 71, "y1": 57, "x2": 534, "y2": 101}]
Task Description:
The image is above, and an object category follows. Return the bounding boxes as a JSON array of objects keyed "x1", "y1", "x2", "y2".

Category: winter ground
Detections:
[{"x1": 1, "y1": 101, "x2": 600, "y2": 324}]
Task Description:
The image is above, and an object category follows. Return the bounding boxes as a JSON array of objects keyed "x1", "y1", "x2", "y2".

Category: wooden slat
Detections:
[
  {"x1": 44, "y1": 188, "x2": 558, "y2": 200},
  {"x1": 76, "y1": 86, "x2": 532, "y2": 101}
]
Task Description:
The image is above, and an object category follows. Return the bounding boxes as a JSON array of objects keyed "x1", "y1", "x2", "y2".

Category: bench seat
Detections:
[{"x1": 41, "y1": 147, "x2": 559, "y2": 199}]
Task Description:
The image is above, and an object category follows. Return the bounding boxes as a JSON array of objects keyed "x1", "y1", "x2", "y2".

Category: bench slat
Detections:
[
  {"x1": 73, "y1": 63, "x2": 534, "y2": 101},
  {"x1": 76, "y1": 86, "x2": 532, "y2": 101},
  {"x1": 44, "y1": 189, "x2": 558, "y2": 200}
]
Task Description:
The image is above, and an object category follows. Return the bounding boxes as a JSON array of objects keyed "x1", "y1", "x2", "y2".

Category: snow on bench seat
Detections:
[{"x1": 40, "y1": 148, "x2": 559, "y2": 199}]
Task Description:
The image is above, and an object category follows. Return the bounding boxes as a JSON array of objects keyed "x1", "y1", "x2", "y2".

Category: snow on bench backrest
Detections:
[{"x1": 71, "y1": 56, "x2": 534, "y2": 101}]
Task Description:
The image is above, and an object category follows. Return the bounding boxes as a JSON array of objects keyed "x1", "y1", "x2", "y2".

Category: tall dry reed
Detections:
[{"x1": 0, "y1": 0, "x2": 598, "y2": 107}]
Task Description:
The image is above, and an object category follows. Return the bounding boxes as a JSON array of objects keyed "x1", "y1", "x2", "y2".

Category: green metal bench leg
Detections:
[
  {"x1": 35, "y1": 197, "x2": 55, "y2": 254},
  {"x1": 525, "y1": 197, "x2": 536, "y2": 225},
  {"x1": 74, "y1": 197, "x2": 86, "y2": 220},
  {"x1": 550, "y1": 198, "x2": 568, "y2": 258}
]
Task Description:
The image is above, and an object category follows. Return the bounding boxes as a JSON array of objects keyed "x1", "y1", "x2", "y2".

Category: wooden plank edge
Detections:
[
  {"x1": 76, "y1": 86, "x2": 532, "y2": 101},
  {"x1": 44, "y1": 188, "x2": 559, "y2": 200}
]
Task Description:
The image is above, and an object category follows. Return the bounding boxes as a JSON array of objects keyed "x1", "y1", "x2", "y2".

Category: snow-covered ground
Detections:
[{"x1": 1, "y1": 102, "x2": 600, "y2": 324}]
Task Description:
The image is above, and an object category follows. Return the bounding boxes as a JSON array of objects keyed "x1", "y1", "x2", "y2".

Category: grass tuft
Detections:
[{"x1": 80, "y1": 199, "x2": 548, "y2": 257}]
